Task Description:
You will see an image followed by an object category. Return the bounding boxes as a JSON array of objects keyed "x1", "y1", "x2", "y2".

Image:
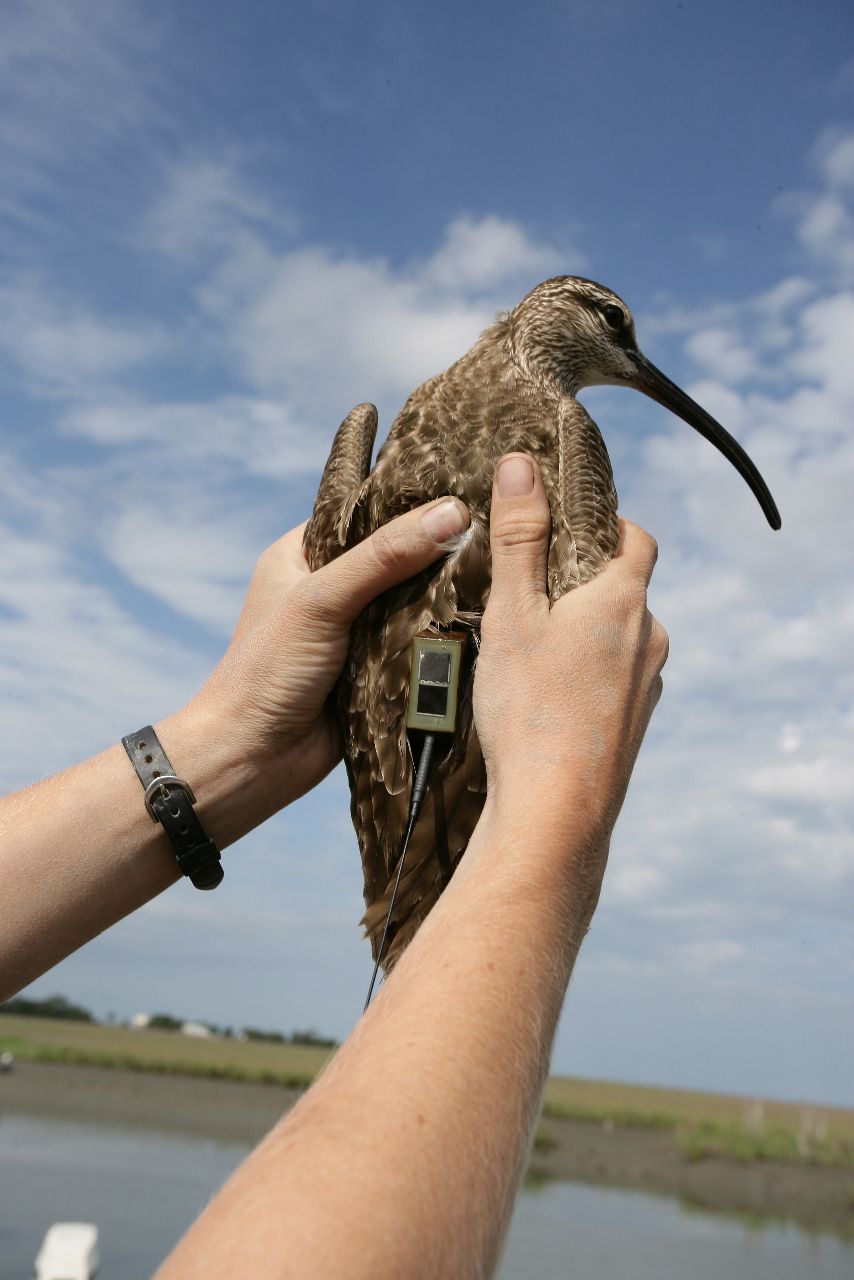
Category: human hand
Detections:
[
  {"x1": 191, "y1": 497, "x2": 470, "y2": 807},
  {"x1": 473, "y1": 453, "x2": 667, "y2": 904}
]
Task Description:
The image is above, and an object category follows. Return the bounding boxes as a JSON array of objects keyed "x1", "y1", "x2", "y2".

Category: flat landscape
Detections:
[
  {"x1": 2, "y1": 1016, "x2": 853, "y2": 1235},
  {"x1": 0, "y1": 1014, "x2": 334, "y2": 1085}
]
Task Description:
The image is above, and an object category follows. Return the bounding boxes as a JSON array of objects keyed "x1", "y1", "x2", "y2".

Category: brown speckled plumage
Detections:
[{"x1": 303, "y1": 274, "x2": 780, "y2": 969}]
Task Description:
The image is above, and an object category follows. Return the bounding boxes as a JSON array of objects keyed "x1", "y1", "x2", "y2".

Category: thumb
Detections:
[
  {"x1": 488, "y1": 454, "x2": 551, "y2": 618},
  {"x1": 306, "y1": 497, "x2": 470, "y2": 625}
]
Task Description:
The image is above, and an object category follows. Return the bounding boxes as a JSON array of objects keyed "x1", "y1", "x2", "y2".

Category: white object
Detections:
[
  {"x1": 0, "y1": 1050, "x2": 13, "y2": 1071},
  {"x1": 34, "y1": 1222, "x2": 99, "y2": 1280}
]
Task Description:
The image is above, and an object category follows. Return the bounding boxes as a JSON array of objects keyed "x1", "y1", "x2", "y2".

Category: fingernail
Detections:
[
  {"x1": 421, "y1": 499, "x2": 469, "y2": 544},
  {"x1": 497, "y1": 455, "x2": 534, "y2": 496}
]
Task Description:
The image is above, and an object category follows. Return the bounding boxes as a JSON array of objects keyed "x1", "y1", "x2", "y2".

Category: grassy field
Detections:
[
  {"x1": 0, "y1": 1015, "x2": 332, "y2": 1087},
  {"x1": 3, "y1": 1015, "x2": 853, "y2": 1166},
  {"x1": 542, "y1": 1068, "x2": 854, "y2": 1165},
  {"x1": 542, "y1": 1073, "x2": 854, "y2": 1144}
]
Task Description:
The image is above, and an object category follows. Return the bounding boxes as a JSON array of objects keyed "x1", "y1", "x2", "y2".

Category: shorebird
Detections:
[{"x1": 304, "y1": 275, "x2": 780, "y2": 971}]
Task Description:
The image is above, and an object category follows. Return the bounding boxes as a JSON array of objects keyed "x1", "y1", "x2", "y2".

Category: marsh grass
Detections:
[
  {"x1": 678, "y1": 1121, "x2": 854, "y2": 1167},
  {"x1": 540, "y1": 1100, "x2": 854, "y2": 1168},
  {"x1": 532, "y1": 1128, "x2": 558, "y2": 1153},
  {"x1": 0, "y1": 1015, "x2": 330, "y2": 1089},
  {"x1": 542, "y1": 1102, "x2": 677, "y2": 1131},
  {"x1": 5, "y1": 1017, "x2": 854, "y2": 1168}
]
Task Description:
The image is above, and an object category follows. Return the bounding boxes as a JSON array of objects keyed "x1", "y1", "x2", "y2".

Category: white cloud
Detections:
[
  {"x1": 684, "y1": 326, "x2": 758, "y2": 382},
  {"x1": 142, "y1": 156, "x2": 290, "y2": 262},
  {"x1": 134, "y1": 182, "x2": 574, "y2": 426},
  {"x1": 674, "y1": 939, "x2": 746, "y2": 974},
  {"x1": 0, "y1": 515, "x2": 204, "y2": 788},
  {"x1": 814, "y1": 127, "x2": 854, "y2": 190},
  {"x1": 232, "y1": 245, "x2": 489, "y2": 408},
  {"x1": 792, "y1": 293, "x2": 854, "y2": 398},
  {"x1": 63, "y1": 396, "x2": 328, "y2": 478},
  {"x1": 599, "y1": 132, "x2": 854, "y2": 942},
  {"x1": 796, "y1": 194, "x2": 854, "y2": 277},
  {"x1": 204, "y1": 212, "x2": 568, "y2": 421},
  {"x1": 2, "y1": 100, "x2": 853, "y2": 1100},
  {"x1": 0, "y1": 281, "x2": 165, "y2": 396},
  {"x1": 744, "y1": 756, "x2": 852, "y2": 806},
  {"x1": 101, "y1": 499, "x2": 259, "y2": 636},
  {"x1": 424, "y1": 214, "x2": 567, "y2": 292},
  {"x1": 779, "y1": 127, "x2": 854, "y2": 281}
]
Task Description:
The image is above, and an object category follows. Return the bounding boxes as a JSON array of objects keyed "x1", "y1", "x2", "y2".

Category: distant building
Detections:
[
  {"x1": 180, "y1": 1021, "x2": 212, "y2": 1039},
  {"x1": 129, "y1": 1013, "x2": 150, "y2": 1029}
]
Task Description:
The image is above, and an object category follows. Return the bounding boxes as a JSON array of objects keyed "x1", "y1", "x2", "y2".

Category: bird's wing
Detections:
[
  {"x1": 303, "y1": 401, "x2": 477, "y2": 966},
  {"x1": 550, "y1": 396, "x2": 619, "y2": 597},
  {"x1": 346, "y1": 553, "x2": 487, "y2": 967},
  {"x1": 303, "y1": 402, "x2": 378, "y2": 571},
  {"x1": 305, "y1": 392, "x2": 617, "y2": 971}
]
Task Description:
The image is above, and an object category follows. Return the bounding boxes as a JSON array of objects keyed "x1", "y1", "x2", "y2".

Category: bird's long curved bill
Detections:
[{"x1": 626, "y1": 351, "x2": 781, "y2": 530}]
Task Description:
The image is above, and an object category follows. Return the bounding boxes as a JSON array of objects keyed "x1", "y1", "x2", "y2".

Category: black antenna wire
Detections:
[{"x1": 363, "y1": 733, "x2": 437, "y2": 1011}]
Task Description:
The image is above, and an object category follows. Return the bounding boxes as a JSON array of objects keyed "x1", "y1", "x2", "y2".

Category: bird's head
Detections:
[{"x1": 509, "y1": 275, "x2": 780, "y2": 530}]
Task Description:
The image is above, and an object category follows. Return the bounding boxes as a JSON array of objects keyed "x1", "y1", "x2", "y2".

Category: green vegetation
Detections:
[
  {"x1": 4, "y1": 1015, "x2": 854, "y2": 1171},
  {"x1": 291, "y1": 1029, "x2": 337, "y2": 1048},
  {"x1": 678, "y1": 1121, "x2": 854, "y2": 1167},
  {"x1": 1, "y1": 994, "x2": 337, "y2": 1048},
  {"x1": 0, "y1": 994, "x2": 93, "y2": 1022},
  {"x1": 541, "y1": 1094, "x2": 854, "y2": 1169},
  {"x1": 532, "y1": 1128, "x2": 557, "y2": 1154},
  {"x1": 148, "y1": 1013, "x2": 183, "y2": 1032},
  {"x1": 543, "y1": 1101, "x2": 677, "y2": 1131},
  {"x1": 0, "y1": 1015, "x2": 333, "y2": 1090},
  {"x1": 543, "y1": 1073, "x2": 854, "y2": 1142},
  {"x1": 243, "y1": 1025, "x2": 337, "y2": 1048}
]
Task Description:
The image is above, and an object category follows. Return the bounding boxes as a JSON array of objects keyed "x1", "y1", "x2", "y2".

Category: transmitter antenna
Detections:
[
  {"x1": 362, "y1": 630, "x2": 467, "y2": 1011},
  {"x1": 363, "y1": 733, "x2": 436, "y2": 1011}
]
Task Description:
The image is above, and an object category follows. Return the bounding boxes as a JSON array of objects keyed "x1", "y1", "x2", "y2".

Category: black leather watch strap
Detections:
[{"x1": 122, "y1": 726, "x2": 224, "y2": 890}]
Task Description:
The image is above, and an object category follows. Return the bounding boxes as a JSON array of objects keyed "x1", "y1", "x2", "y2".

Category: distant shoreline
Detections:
[{"x1": 3, "y1": 1059, "x2": 853, "y2": 1238}]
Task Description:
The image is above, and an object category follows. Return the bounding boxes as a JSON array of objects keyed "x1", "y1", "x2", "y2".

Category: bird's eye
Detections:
[{"x1": 602, "y1": 304, "x2": 625, "y2": 330}]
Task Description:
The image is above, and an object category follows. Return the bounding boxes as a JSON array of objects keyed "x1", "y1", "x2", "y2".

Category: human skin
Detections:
[
  {"x1": 0, "y1": 493, "x2": 472, "y2": 1000},
  {"x1": 155, "y1": 454, "x2": 667, "y2": 1280},
  {"x1": 0, "y1": 454, "x2": 666, "y2": 1278}
]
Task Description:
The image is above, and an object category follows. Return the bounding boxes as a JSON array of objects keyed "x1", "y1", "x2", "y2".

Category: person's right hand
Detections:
[{"x1": 473, "y1": 452, "x2": 668, "y2": 912}]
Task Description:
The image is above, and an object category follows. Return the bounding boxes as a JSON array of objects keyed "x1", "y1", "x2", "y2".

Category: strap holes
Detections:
[
  {"x1": 145, "y1": 755, "x2": 153, "y2": 764},
  {"x1": 171, "y1": 806, "x2": 180, "y2": 817},
  {"x1": 138, "y1": 741, "x2": 146, "y2": 750},
  {"x1": 179, "y1": 824, "x2": 189, "y2": 835}
]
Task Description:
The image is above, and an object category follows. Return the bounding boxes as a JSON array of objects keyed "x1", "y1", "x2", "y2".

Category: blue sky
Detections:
[{"x1": 2, "y1": 0, "x2": 852, "y2": 1106}]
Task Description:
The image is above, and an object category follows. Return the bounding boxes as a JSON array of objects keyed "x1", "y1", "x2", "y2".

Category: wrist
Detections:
[
  {"x1": 156, "y1": 700, "x2": 295, "y2": 851},
  {"x1": 477, "y1": 779, "x2": 611, "y2": 930}
]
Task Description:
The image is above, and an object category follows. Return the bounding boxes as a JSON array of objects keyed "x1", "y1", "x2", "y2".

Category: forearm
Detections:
[
  {"x1": 0, "y1": 501, "x2": 467, "y2": 1001},
  {"x1": 0, "y1": 701, "x2": 291, "y2": 1000},
  {"x1": 159, "y1": 794, "x2": 601, "y2": 1280}
]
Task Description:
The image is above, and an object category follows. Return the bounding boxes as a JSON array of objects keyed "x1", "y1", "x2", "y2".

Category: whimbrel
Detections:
[{"x1": 304, "y1": 276, "x2": 780, "y2": 970}]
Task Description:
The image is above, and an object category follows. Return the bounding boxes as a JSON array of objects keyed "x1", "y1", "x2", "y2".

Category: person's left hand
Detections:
[{"x1": 191, "y1": 498, "x2": 470, "y2": 806}]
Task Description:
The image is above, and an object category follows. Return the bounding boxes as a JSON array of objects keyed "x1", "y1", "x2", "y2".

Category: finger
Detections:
[
  {"x1": 487, "y1": 454, "x2": 551, "y2": 619},
  {"x1": 611, "y1": 518, "x2": 659, "y2": 589},
  {"x1": 303, "y1": 497, "x2": 470, "y2": 625}
]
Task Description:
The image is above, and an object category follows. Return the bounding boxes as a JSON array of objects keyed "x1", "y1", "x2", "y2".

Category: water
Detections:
[{"x1": 0, "y1": 1113, "x2": 851, "y2": 1278}]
